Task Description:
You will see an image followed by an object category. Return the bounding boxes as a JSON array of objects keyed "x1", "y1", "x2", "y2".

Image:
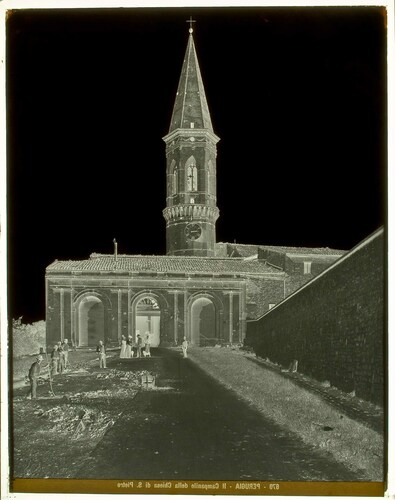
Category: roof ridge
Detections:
[
  {"x1": 89, "y1": 253, "x2": 246, "y2": 260},
  {"x1": 46, "y1": 254, "x2": 285, "y2": 275}
]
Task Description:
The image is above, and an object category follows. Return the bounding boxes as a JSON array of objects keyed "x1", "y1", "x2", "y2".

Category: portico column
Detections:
[
  {"x1": 174, "y1": 291, "x2": 179, "y2": 344},
  {"x1": 60, "y1": 288, "x2": 65, "y2": 341},
  {"x1": 228, "y1": 291, "x2": 233, "y2": 343},
  {"x1": 184, "y1": 291, "x2": 188, "y2": 341},
  {"x1": 117, "y1": 289, "x2": 122, "y2": 341},
  {"x1": 70, "y1": 287, "x2": 74, "y2": 343},
  {"x1": 127, "y1": 288, "x2": 131, "y2": 338}
]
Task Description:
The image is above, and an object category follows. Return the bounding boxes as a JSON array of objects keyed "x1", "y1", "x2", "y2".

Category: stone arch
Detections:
[
  {"x1": 188, "y1": 293, "x2": 223, "y2": 346},
  {"x1": 74, "y1": 292, "x2": 107, "y2": 347},
  {"x1": 130, "y1": 292, "x2": 168, "y2": 347}
]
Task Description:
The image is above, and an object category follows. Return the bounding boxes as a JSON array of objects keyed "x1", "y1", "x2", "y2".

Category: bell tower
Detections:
[{"x1": 163, "y1": 22, "x2": 220, "y2": 257}]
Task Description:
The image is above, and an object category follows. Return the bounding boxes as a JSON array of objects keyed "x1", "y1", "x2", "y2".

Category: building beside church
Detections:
[
  {"x1": 246, "y1": 227, "x2": 385, "y2": 406},
  {"x1": 45, "y1": 26, "x2": 346, "y2": 349}
]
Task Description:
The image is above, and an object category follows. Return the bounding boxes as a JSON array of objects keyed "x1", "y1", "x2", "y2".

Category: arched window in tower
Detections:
[
  {"x1": 169, "y1": 160, "x2": 177, "y2": 195},
  {"x1": 186, "y1": 156, "x2": 198, "y2": 192},
  {"x1": 207, "y1": 160, "x2": 213, "y2": 195},
  {"x1": 174, "y1": 168, "x2": 178, "y2": 195}
]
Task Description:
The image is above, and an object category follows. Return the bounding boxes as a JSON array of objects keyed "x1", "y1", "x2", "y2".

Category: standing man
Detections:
[
  {"x1": 27, "y1": 354, "x2": 43, "y2": 399},
  {"x1": 58, "y1": 346, "x2": 65, "y2": 374},
  {"x1": 96, "y1": 340, "x2": 107, "y2": 368},
  {"x1": 50, "y1": 344, "x2": 60, "y2": 376},
  {"x1": 144, "y1": 331, "x2": 151, "y2": 356},
  {"x1": 182, "y1": 337, "x2": 188, "y2": 358},
  {"x1": 62, "y1": 339, "x2": 70, "y2": 369}
]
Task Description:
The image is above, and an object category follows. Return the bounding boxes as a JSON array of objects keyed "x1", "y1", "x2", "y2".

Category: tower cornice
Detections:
[
  {"x1": 163, "y1": 204, "x2": 220, "y2": 223},
  {"x1": 163, "y1": 128, "x2": 220, "y2": 145}
]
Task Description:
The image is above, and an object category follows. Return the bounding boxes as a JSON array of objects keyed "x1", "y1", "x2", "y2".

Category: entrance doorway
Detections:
[
  {"x1": 190, "y1": 297, "x2": 216, "y2": 346},
  {"x1": 135, "y1": 297, "x2": 160, "y2": 347},
  {"x1": 78, "y1": 295, "x2": 104, "y2": 347}
]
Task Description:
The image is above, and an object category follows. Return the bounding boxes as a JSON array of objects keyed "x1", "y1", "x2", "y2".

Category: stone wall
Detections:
[{"x1": 246, "y1": 229, "x2": 385, "y2": 406}]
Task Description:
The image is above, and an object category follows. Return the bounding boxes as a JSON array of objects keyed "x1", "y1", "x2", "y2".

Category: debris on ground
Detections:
[
  {"x1": 67, "y1": 367, "x2": 90, "y2": 374},
  {"x1": 94, "y1": 369, "x2": 155, "y2": 384},
  {"x1": 67, "y1": 360, "x2": 98, "y2": 371},
  {"x1": 12, "y1": 351, "x2": 160, "y2": 479},
  {"x1": 71, "y1": 388, "x2": 139, "y2": 400},
  {"x1": 35, "y1": 405, "x2": 120, "y2": 441}
]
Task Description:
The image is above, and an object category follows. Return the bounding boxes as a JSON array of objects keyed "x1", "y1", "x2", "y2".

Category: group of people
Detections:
[
  {"x1": 26, "y1": 339, "x2": 72, "y2": 399},
  {"x1": 119, "y1": 332, "x2": 151, "y2": 359},
  {"x1": 27, "y1": 333, "x2": 189, "y2": 400},
  {"x1": 50, "y1": 339, "x2": 70, "y2": 376}
]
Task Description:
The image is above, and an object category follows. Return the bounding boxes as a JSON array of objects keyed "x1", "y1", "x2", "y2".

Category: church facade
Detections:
[{"x1": 45, "y1": 27, "x2": 344, "y2": 349}]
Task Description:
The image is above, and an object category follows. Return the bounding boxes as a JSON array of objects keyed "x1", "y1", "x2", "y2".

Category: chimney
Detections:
[{"x1": 113, "y1": 238, "x2": 118, "y2": 261}]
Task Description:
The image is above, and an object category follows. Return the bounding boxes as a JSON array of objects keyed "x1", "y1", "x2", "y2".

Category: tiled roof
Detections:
[
  {"x1": 46, "y1": 254, "x2": 284, "y2": 276},
  {"x1": 286, "y1": 254, "x2": 343, "y2": 263},
  {"x1": 216, "y1": 242, "x2": 345, "y2": 258},
  {"x1": 231, "y1": 245, "x2": 259, "y2": 258},
  {"x1": 259, "y1": 245, "x2": 346, "y2": 256}
]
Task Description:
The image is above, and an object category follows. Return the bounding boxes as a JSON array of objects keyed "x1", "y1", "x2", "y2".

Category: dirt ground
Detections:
[
  {"x1": 11, "y1": 348, "x2": 366, "y2": 482},
  {"x1": 11, "y1": 349, "x2": 154, "y2": 478}
]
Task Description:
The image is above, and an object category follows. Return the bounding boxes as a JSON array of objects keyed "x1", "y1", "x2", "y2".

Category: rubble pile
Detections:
[
  {"x1": 67, "y1": 367, "x2": 90, "y2": 374},
  {"x1": 36, "y1": 405, "x2": 119, "y2": 440},
  {"x1": 67, "y1": 370, "x2": 156, "y2": 400},
  {"x1": 71, "y1": 387, "x2": 139, "y2": 400},
  {"x1": 95, "y1": 368, "x2": 154, "y2": 382},
  {"x1": 65, "y1": 368, "x2": 91, "y2": 378},
  {"x1": 68, "y1": 360, "x2": 97, "y2": 371}
]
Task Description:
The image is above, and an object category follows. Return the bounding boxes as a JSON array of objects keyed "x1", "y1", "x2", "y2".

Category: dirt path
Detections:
[{"x1": 68, "y1": 349, "x2": 362, "y2": 481}]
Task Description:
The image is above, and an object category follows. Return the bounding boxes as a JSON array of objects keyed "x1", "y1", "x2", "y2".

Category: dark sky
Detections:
[{"x1": 6, "y1": 6, "x2": 387, "y2": 322}]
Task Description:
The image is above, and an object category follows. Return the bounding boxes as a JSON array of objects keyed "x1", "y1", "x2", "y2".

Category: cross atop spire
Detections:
[{"x1": 186, "y1": 16, "x2": 196, "y2": 34}]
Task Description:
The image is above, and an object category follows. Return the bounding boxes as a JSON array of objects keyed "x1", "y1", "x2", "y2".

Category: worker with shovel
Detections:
[{"x1": 26, "y1": 354, "x2": 43, "y2": 400}]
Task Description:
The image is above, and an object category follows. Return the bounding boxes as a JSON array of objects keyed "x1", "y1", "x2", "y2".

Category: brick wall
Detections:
[
  {"x1": 284, "y1": 255, "x2": 341, "y2": 277},
  {"x1": 246, "y1": 229, "x2": 385, "y2": 406},
  {"x1": 246, "y1": 277, "x2": 285, "y2": 319}
]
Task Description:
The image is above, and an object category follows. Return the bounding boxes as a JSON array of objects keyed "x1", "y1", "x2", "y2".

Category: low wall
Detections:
[{"x1": 246, "y1": 229, "x2": 385, "y2": 406}]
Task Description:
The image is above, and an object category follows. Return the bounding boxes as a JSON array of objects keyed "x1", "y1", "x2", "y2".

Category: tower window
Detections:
[
  {"x1": 304, "y1": 262, "x2": 312, "y2": 274},
  {"x1": 207, "y1": 160, "x2": 213, "y2": 195},
  {"x1": 173, "y1": 170, "x2": 178, "y2": 195},
  {"x1": 170, "y1": 160, "x2": 177, "y2": 195},
  {"x1": 188, "y1": 166, "x2": 197, "y2": 191},
  {"x1": 186, "y1": 156, "x2": 198, "y2": 192}
]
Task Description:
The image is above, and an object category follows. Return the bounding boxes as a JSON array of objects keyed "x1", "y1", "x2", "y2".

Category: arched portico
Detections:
[{"x1": 188, "y1": 294, "x2": 222, "y2": 346}]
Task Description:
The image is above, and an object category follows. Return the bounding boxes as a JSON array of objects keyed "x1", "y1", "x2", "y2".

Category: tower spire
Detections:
[{"x1": 167, "y1": 22, "x2": 214, "y2": 134}]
